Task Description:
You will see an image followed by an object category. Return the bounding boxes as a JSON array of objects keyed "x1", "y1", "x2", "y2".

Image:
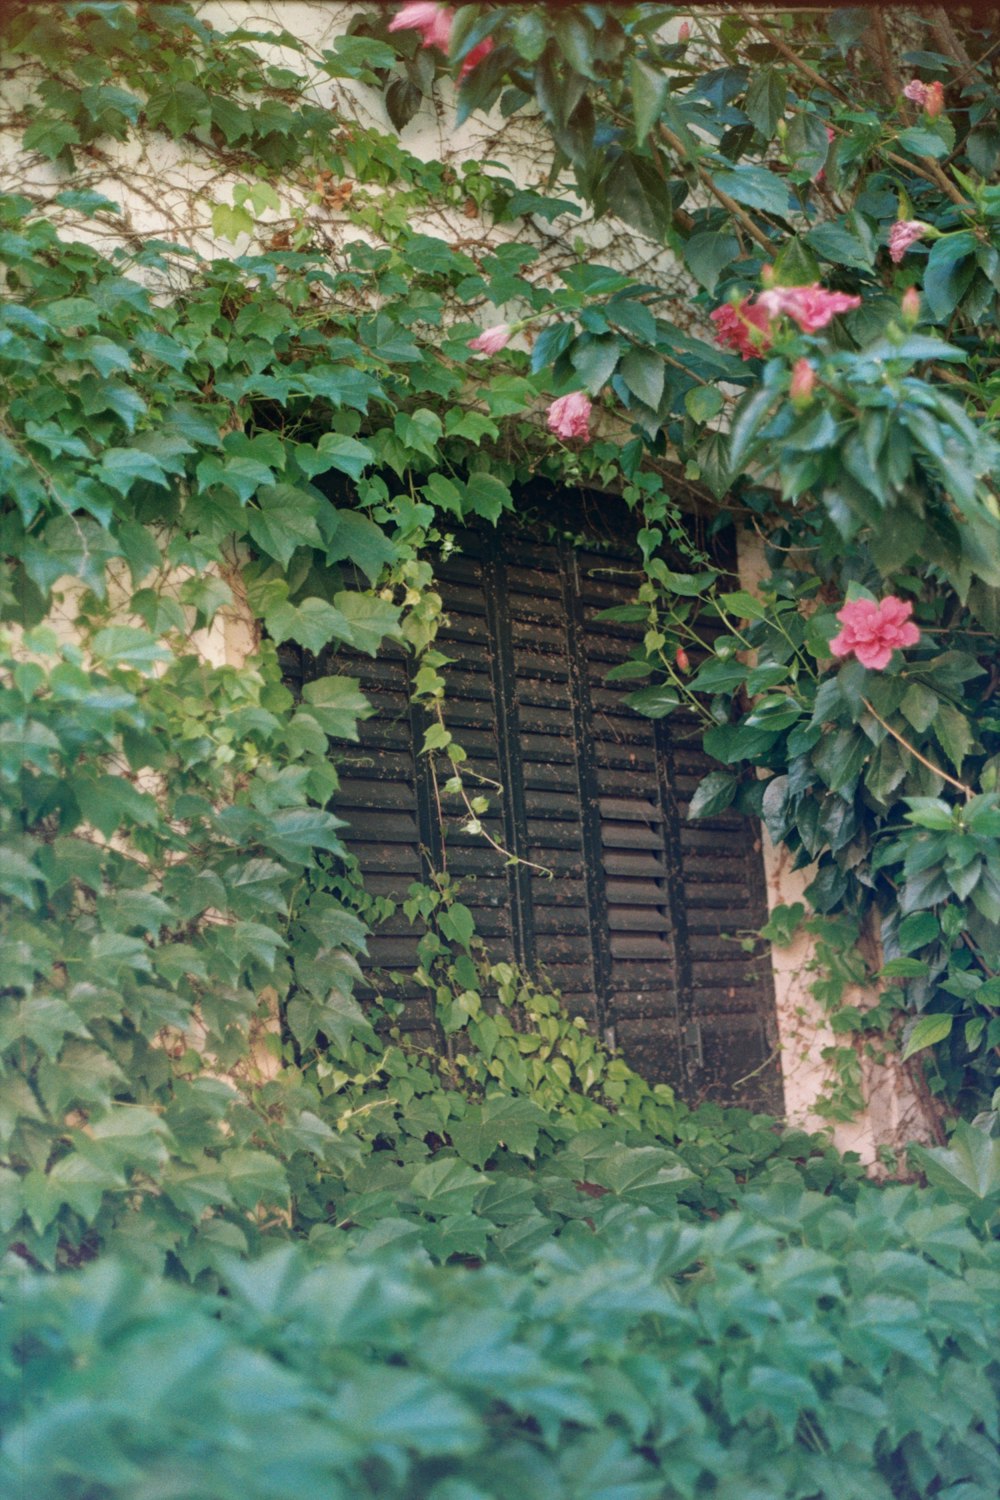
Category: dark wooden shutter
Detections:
[{"x1": 282, "y1": 511, "x2": 781, "y2": 1112}]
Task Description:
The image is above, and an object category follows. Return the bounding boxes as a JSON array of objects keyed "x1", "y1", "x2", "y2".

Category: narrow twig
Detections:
[
  {"x1": 861, "y1": 696, "x2": 973, "y2": 797},
  {"x1": 658, "y1": 123, "x2": 775, "y2": 254}
]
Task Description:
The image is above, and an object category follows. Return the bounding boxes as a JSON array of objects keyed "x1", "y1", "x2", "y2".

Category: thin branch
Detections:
[{"x1": 861, "y1": 696, "x2": 973, "y2": 797}]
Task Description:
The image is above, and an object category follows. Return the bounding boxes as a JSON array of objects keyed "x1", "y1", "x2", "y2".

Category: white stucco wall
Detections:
[{"x1": 1, "y1": 1, "x2": 942, "y2": 1161}]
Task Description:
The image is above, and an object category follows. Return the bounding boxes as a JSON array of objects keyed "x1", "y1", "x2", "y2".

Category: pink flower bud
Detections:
[
  {"x1": 888, "y1": 220, "x2": 928, "y2": 264},
  {"x1": 789, "y1": 358, "x2": 815, "y2": 408},
  {"x1": 675, "y1": 646, "x2": 691, "y2": 673},
  {"x1": 925, "y1": 81, "x2": 945, "y2": 118},
  {"x1": 546, "y1": 391, "x2": 592, "y2": 441},
  {"x1": 901, "y1": 286, "x2": 921, "y2": 325},
  {"x1": 467, "y1": 323, "x2": 511, "y2": 355},
  {"x1": 678, "y1": 21, "x2": 690, "y2": 42}
]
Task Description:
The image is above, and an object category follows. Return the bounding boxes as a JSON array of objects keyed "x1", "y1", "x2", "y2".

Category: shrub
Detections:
[{"x1": 4, "y1": 1180, "x2": 998, "y2": 1500}]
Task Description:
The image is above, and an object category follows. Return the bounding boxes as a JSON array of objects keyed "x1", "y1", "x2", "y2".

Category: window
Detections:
[{"x1": 283, "y1": 509, "x2": 782, "y2": 1111}]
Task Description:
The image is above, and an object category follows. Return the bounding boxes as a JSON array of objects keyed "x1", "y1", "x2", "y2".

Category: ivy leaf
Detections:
[
  {"x1": 196, "y1": 454, "x2": 273, "y2": 505},
  {"x1": 910, "y1": 1120, "x2": 1000, "y2": 1209},
  {"x1": 463, "y1": 473, "x2": 511, "y2": 524},
  {"x1": 97, "y1": 448, "x2": 169, "y2": 495},
  {"x1": 301, "y1": 676, "x2": 372, "y2": 739},
  {"x1": 450, "y1": 1095, "x2": 548, "y2": 1168},
  {"x1": 262, "y1": 808, "x2": 347, "y2": 864},
  {"x1": 264, "y1": 595, "x2": 357, "y2": 655},
  {"x1": 306, "y1": 433, "x2": 374, "y2": 482},
  {"x1": 395, "y1": 408, "x2": 443, "y2": 459},
  {"x1": 246, "y1": 485, "x2": 323, "y2": 568},
  {"x1": 23, "y1": 516, "x2": 121, "y2": 599},
  {"x1": 325, "y1": 510, "x2": 398, "y2": 582},
  {"x1": 331, "y1": 591, "x2": 402, "y2": 655},
  {"x1": 90, "y1": 626, "x2": 171, "y2": 671}
]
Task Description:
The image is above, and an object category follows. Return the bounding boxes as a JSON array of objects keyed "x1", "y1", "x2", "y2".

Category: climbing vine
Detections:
[{"x1": 2, "y1": 0, "x2": 1000, "y2": 1286}]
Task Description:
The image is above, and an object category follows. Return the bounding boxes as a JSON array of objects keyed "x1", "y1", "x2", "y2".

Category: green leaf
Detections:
[
  {"x1": 630, "y1": 57, "x2": 667, "y2": 142},
  {"x1": 449, "y1": 1094, "x2": 548, "y2": 1168},
  {"x1": 897, "y1": 125, "x2": 950, "y2": 160},
  {"x1": 570, "y1": 335, "x2": 622, "y2": 394},
  {"x1": 711, "y1": 164, "x2": 789, "y2": 216},
  {"x1": 933, "y1": 703, "x2": 973, "y2": 773},
  {"x1": 688, "y1": 771, "x2": 738, "y2": 819},
  {"x1": 210, "y1": 202, "x2": 253, "y2": 242},
  {"x1": 897, "y1": 911, "x2": 940, "y2": 953},
  {"x1": 395, "y1": 408, "x2": 443, "y2": 460},
  {"x1": 264, "y1": 594, "x2": 356, "y2": 654},
  {"x1": 787, "y1": 113, "x2": 833, "y2": 180},
  {"x1": 91, "y1": 626, "x2": 171, "y2": 670},
  {"x1": 463, "y1": 473, "x2": 511, "y2": 524},
  {"x1": 246, "y1": 485, "x2": 323, "y2": 568},
  {"x1": 606, "y1": 154, "x2": 672, "y2": 241},
  {"x1": 682, "y1": 231, "x2": 740, "y2": 294},
  {"x1": 330, "y1": 591, "x2": 402, "y2": 655},
  {"x1": 625, "y1": 683, "x2": 680, "y2": 719},
  {"x1": 923, "y1": 232, "x2": 978, "y2": 320},
  {"x1": 263, "y1": 808, "x2": 346, "y2": 864},
  {"x1": 910, "y1": 1120, "x2": 1000, "y2": 1206},
  {"x1": 743, "y1": 68, "x2": 787, "y2": 140},
  {"x1": 325, "y1": 510, "x2": 398, "y2": 583},
  {"x1": 900, "y1": 683, "x2": 939, "y2": 734},
  {"x1": 619, "y1": 348, "x2": 665, "y2": 410},
  {"x1": 301, "y1": 676, "x2": 372, "y2": 739},
  {"x1": 901, "y1": 1013, "x2": 953, "y2": 1060},
  {"x1": 306, "y1": 433, "x2": 374, "y2": 482},
  {"x1": 684, "y1": 386, "x2": 724, "y2": 423}
]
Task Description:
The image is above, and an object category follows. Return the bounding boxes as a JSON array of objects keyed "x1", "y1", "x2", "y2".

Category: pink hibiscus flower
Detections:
[
  {"x1": 388, "y1": 2, "x2": 453, "y2": 51},
  {"x1": 710, "y1": 298, "x2": 774, "y2": 360},
  {"x1": 889, "y1": 220, "x2": 928, "y2": 264},
  {"x1": 756, "y1": 283, "x2": 862, "y2": 333},
  {"x1": 547, "y1": 391, "x2": 592, "y2": 440},
  {"x1": 903, "y1": 78, "x2": 944, "y2": 118},
  {"x1": 467, "y1": 323, "x2": 511, "y2": 355},
  {"x1": 829, "y1": 596, "x2": 920, "y2": 670},
  {"x1": 387, "y1": 4, "x2": 493, "y2": 77}
]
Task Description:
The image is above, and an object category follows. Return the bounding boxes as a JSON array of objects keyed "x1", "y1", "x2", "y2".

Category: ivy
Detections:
[{"x1": 1, "y1": 0, "x2": 1000, "y2": 1311}]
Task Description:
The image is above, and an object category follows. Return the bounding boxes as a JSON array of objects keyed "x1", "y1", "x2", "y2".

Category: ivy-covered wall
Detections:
[{"x1": 0, "y1": 0, "x2": 947, "y2": 1162}]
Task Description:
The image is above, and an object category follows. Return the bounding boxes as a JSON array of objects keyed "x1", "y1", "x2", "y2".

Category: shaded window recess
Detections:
[{"x1": 282, "y1": 505, "x2": 782, "y2": 1112}]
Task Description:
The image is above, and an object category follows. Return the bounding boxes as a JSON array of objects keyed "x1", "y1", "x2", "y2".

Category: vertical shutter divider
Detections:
[
  {"x1": 558, "y1": 538, "x2": 613, "y2": 1046},
  {"x1": 481, "y1": 536, "x2": 536, "y2": 974},
  {"x1": 652, "y1": 718, "x2": 698, "y2": 1084}
]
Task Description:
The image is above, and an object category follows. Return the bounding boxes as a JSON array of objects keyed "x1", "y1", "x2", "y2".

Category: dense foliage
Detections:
[
  {"x1": 3, "y1": 3, "x2": 1000, "y2": 1490},
  {"x1": 5, "y1": 1173, "x2": 1000, "y2": 1499}
]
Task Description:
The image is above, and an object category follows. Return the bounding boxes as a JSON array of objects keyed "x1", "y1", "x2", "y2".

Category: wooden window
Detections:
[{"x1": 283, "y1": 512, "x2": 782, "y2": 1112}]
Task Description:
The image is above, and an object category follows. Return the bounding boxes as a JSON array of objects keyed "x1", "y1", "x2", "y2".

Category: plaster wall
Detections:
[{"x1": 1, "y1": 1, "x2": 939, "y2": 1162}]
